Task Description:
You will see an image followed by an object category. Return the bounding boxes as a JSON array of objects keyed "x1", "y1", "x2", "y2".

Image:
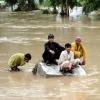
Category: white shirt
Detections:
[{"x1": 59, "y1": 50, "x2": 74, "y2": 64}]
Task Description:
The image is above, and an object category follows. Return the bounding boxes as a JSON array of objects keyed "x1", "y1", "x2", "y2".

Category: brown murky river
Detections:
[{"x1": 0, "y1": 11, "x2": 100, "y2": 100}]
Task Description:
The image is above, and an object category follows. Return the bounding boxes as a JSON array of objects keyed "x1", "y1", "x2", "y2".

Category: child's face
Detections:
[
  {"x1": 48, "y1": 38, "x2": 54, "y2": 42},
  {"x1": 24, "y1": 57, "x2": 30, "y2": 63},
  {"x1": 66, "y1": 47, "x2": 71, "y2": 52}
]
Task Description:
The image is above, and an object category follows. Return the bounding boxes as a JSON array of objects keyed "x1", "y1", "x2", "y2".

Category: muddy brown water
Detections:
[{"x1": 0, "y1": 12, "x2": 100, "y2": 100}]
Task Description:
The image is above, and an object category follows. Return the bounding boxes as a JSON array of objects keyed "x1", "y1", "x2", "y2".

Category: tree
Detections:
[
  {"x1": 77, "y1": 0, "x2": 100, "y2": 14},
  {"x1": 39, "y1": 0, "x2": 77, "y2": 15},
  {"x1": 6, "y1": 0, "x2": 39, "y2": 11},
  {"x1": 59, "y1": 0, "x2": 77, "y2": 16},
  {"x1": 5, "y1": 0, "x2": 17, "y2": 11},
  {"x1": 16, "y1": 0, "x2": 38, "y2": 11},
  {"x1": 49, "y1": 0, "x2": 60, "y2": 14}
]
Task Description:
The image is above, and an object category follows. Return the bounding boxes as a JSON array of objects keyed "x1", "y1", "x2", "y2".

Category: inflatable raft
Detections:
[{"x1": 32, "y1": 62, "x2": 86, "y2": 77}]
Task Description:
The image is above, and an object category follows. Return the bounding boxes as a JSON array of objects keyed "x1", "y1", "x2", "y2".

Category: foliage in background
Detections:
[
  {"x1": 4, "y1": 0, "x2": 100, "y2": 13},
  {"x1": 5, "y1": 0, "x2": 17, "y2": 11},
  {"x1": 77, "y1": 0, "x2": 100, "y2": 14}
]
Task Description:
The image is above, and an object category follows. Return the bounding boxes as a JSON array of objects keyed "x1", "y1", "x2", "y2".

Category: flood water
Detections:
[{"x1": 0, "y1": 11, "x2": 100, "y2": 100}]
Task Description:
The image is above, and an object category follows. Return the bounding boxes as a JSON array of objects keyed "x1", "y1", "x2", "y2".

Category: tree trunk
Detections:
[
  {"x1": 60, "y1": 4, "x2": 65, "y2": 16},
  {"x1": 64, "y1": 4, "x2": 69, "y2": 16},
  {"x1": 11, "y1": 5, "x2": 13, "y2": 11},
  {"x1": 16, "y1": 0, "x2": 26, "y2": 11}
]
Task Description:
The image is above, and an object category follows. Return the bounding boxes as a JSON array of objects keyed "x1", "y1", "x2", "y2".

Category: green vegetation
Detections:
[
  {"x1": 5, "y1": 0, "x2": 17, "y2": 11},
  {"x1": 77, "y1": 0, "x2": 100, "y2": 14},
  {"x1": 40, "y1": 0, "x2": 77, "y2": 15},
  {"x1": 3, "y1": 0, "x2": 100, "y2": 15},
  {"x1": 5, "y1": 0, "x2": 39, "y2": 11}
]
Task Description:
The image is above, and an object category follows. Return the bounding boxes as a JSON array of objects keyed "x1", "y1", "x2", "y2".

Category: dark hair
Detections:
[
  {"x1": 25, "y1": 53, "x2": 32, "y2": 60},
  {"x1": 48, "y1": 33, "x2": 54, "y2": 39},
  {"x1": 65, "y1": 43, "x2": 71, "y2": 48}
]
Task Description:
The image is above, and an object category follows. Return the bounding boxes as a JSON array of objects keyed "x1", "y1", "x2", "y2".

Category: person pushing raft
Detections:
[{"x1": 8, "y1": 53, "x2": 32, "y2": 71}]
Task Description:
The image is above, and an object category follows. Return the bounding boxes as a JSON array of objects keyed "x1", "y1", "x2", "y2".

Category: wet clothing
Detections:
[
  {"x1": 8, "y1": 53, "x2": 25, "y2": 68},
  {"x1": 58, "y1": 50, "x2": 74, "y2": 69},
  {"x1": 71, "y1": 42, "x2": 87, "y2": 60},
  {"x1": 42, "y1": 41, "x2": 64, "y2": 64},
  {"x1": 59, "y1": 50, "x2": 74, "y2": 65},
  {"x1": 59, "y1": 50, "x2": 82, "y2": 74}
]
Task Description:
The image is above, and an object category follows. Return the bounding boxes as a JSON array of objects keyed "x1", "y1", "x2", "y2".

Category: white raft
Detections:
[{"x1": 33, "y1": 62, "x2": 86, "y2": 77}]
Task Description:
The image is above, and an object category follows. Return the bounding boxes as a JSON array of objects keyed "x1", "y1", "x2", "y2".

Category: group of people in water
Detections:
[{"x1": 8, "y1": 33, "x2": 87, "y2": 74}]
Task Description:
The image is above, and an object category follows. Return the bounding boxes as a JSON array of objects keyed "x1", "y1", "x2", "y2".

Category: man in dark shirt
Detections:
[{"x1": 42, "y1": 34, "x2": 64, "y2": 65}]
